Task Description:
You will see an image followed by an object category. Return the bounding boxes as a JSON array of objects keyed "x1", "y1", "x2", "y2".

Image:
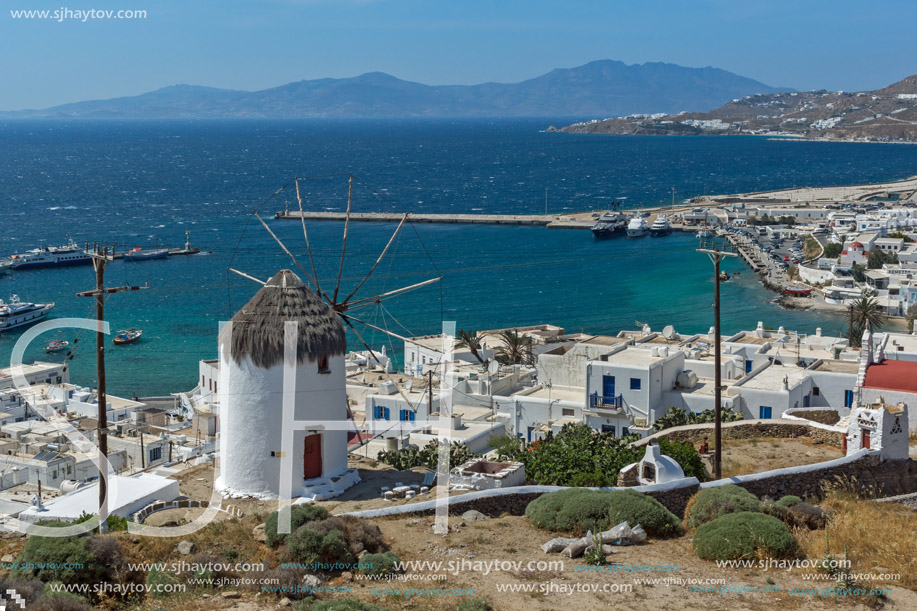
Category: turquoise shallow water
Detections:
[{"x1": 1, "y1": 118, "x2": 914, "y2": 396}]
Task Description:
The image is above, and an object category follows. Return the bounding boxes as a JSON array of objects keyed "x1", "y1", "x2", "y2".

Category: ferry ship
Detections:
[
  {"x1": 591, "y1": 212, "x2": 628, "y2": 239},
  {"x1": 0, "y1": 296, "x2": 54, "y2": 331},
  {"x1": 626, "y1": 216, "x2": 648, "y2": 238},
  {"x1": 649, "y1": 215, "x2": 673, "y2": 237},
  {"x1": 8, "y1": 237, "x2": 90, "y2": 270}
]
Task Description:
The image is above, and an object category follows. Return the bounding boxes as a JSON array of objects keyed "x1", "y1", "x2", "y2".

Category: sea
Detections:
[{"x1": 2, "y1": 118, "x2": 917, "y2": 397}]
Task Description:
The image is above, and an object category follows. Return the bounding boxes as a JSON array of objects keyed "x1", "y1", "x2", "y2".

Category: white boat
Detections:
[
  {"x1": 626, "y1": 216, "x2": 648, "y2": 238},
  {"x1": 8, "y1": 236, "x2": 90, "y2": 270},
  {"x1": 0, "y1": 296, "x2": 54, "y2": 332},
  {"x1": 650, "y1": 215, "x2": 672, "y2": 237},
  {"x1": 696, "y1": 229, "x2": 715, "y2": 239},
  {"x1": 0, "y1": 259, "x2": 11, "y2": 276}
]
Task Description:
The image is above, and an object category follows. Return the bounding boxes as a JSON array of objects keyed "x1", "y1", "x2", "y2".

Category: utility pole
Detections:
[
  {"x1": 697, "y1": 241, "x2": 738, "y2": 480},
  {"x1": 427, "y1": 369, "x2": 434, "y2": 416},
  {"x1": 76, "y1": 244, "x2": 148, "y2": 533}
]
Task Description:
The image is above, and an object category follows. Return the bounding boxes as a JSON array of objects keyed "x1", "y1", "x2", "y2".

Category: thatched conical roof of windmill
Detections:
[{"x1": 228, "y1": 269, "x2": 346, "y2": 368}]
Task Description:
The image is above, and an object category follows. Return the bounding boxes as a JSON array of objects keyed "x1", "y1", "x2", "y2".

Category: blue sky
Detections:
[{"x1": 1, "y1": 0, "x2": 915, "y2": 110}]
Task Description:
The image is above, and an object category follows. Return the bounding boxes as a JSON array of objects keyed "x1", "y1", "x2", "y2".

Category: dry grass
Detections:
[
  {"x1": 796, "y1": 493, "x2": 917, "y2": 589},
  {"x1": 719, "y1": 438, "x2": 843, "y2": 478}
]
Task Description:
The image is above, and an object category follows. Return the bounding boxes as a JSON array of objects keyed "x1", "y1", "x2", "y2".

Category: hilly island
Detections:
[
  {"x1": 555, "y1": 75, "x2": 917, "y2": 142},
  {"x1": 1, "y1": 60, "x2": 789, "y2": 119}
]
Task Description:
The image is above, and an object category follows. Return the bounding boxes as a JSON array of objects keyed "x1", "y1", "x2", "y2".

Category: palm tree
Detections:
[
  {"x1": 456, "y1": 329, "x2": 486, "y2": 364},
  {"x1": 494, "y1": 329, "x2": 531, "y2": 366},
  {"x1": 847, "y1": 296, "x2": 887, "y2": 347}
]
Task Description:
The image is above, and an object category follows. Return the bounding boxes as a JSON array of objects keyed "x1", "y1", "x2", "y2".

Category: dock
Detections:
[
  {"x1": 274, "y1": 210, "x2": 595, "y2": 228},
  {"x1": 725, "y1": 233, "x2": 764, "y2": 273}
]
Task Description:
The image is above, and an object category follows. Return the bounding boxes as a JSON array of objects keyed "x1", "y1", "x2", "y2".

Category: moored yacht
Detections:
[
  {"x1": 591, "y1": 212, "x2": 628, "y2": 239},
  {"x1": 626, "y1": 216, "x2": 648, "y2": 238},
  {"x1": 0, "y1": 296, "x2": 54, "y2": 331},
  {"x1": 649, "y1": 215, "x2": 672, "y2": 237},
  {"x1": 8, "y1": 236, "x2": 90, "y2": 270}
]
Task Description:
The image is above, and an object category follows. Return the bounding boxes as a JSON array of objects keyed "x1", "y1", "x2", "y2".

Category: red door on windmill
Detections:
[{"x1": 304, "y1": 433, "x2": 322, "y2": 479}]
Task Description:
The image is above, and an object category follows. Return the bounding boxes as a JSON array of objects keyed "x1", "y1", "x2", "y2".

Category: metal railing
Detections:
[{"x1": 589, "y1": 393, "x2": 622, "y2": 410}]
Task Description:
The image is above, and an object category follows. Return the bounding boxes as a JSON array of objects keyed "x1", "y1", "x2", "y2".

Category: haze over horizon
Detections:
[{"x1": 3, "y1": 0, "x2": 916, "y2": 111}]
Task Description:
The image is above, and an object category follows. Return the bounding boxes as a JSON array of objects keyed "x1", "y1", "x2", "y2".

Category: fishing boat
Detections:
[
  {"x1": 0, "y1": 296, "x2": 54, "y2": 331},
  {"x1": 122, "y1": 247, "x2": 169, "y2": 261},
  {"x1": 591, "y1": 212, "x2": 628, "y2": 239},
  {"x1": 44, "y1": 339, "x2": 69, "y2": 353},
  {"x1": 7, "y1": 236, "x2": 91, "y2": 270},
  {"x1": 626, "y1": 216, "x2": 648, "y2": 238},
  {"x1": 785, "y1": 286, "x2": 812, "y2": 296},
  {"x1": 113, "y1": 328, "x2": 143, "y2": 345},
  {"x1": 649, "y1": 215, "x2": 673, "y2": 237}
]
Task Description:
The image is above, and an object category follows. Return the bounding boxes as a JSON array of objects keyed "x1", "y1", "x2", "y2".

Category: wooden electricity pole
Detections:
[
  {"x1": 697, "y1": 241, "x2": 737, "y2": 480},
  {"x1": 76, "y1": 244, "x2": 148, "y2": 533}
]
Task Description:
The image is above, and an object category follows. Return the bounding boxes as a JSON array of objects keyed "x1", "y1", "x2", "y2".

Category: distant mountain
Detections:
[
  {"x1": 556, "y1": 75, "x2": 917, "y2": 142},
  {"x1": 2, "y1": 60, "x2": 791, "y2": 119}
]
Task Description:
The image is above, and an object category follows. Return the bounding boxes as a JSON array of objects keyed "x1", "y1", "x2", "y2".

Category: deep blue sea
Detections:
[{"x1": 2, "y1": 118, "x2": 917, "y2": 396}]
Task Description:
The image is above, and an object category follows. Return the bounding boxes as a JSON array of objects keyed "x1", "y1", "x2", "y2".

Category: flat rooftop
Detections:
[
  {"x1": 864, "y1": 360, "x2": 917, "y2": 393},
  {"x1": 521, "y1": 385, "x2": 584, "y2": 403},
  {"x1": 810, "y1": 360, "x2": 860, "y2": 374},
  {"x1": 582, "y1": 335, "x2": 627, "y2": 346},
  {"x1": 740, "y1": 364, "x2": 811, "y2": 391}
]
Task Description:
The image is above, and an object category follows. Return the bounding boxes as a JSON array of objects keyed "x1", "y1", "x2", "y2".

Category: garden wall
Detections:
[{"x1": 634, "y1": 418, "x2": 845, "y2": 449}]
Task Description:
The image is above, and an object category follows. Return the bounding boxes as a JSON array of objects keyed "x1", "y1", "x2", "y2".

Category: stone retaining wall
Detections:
[
  {"x1": 635, "y1": 419, "x2": 844, "y2": 449},
  {"x1": 784, "y1": 408, "x2": 841, "y2": 426}
]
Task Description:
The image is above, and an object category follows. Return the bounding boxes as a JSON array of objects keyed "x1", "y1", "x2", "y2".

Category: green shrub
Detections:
[
  {"x1": 298, "y1": 598, "x2": 389, "y2": 611},
  {"x1": 693, "y1": 512, "x2": 798, "y2": 561},
  {"x1": 13, "y1": 534, "x2": 98, "y2": 585},
  {"x1": 302, "y1": 516, "x2": 386, "y2": 557},
  {"x1": 657, "y1": 438, "x2": 707, "y2": 481},
  {"x1": 457, "y1": 599, "x2": 494, "y2": 611},
  {"x1": 526, "y1": 488, "x2": 680, "y2": 537},
  {"x1": 525, "y1": 489, "x2": 616, "y2": 533},
  {"x1": 265, "y1": 504, "x2": 330, "y2": 547},
  {"x1": 376, "y1": 440, "x2": 474, "y2": 471},
  {"x1": 776, "y1": 495, "x2": 803, "y2": 508},
  {"x1": 145, "y1": 566, "x2": 178, "y2": 599},
  {"x1": 607, "y1": 489, "x2": 681, "y2": 537},
  {"x1": 287, "y1": 528, "x2": 355, "y2": 565},
  {"x1": 686, "y1": 485, "x2": 761, "y2": 528},
  {"x1": 360, "y1": 552, "x2": 402, "y2": 576}
]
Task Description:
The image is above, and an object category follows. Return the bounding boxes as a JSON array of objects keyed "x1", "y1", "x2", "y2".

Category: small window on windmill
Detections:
[{"x1": 318, "y1": 355, "x2": 330, "y2": 374}]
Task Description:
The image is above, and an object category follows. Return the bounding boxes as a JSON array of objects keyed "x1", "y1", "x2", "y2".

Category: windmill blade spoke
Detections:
[
  {"x1": 340, "y1": 313, "x2": 413, "y2": 343},
  {"x1": 295, "y1": 178, "x2": 324, "y2": 299},
  {"x1": 342, "y1": 213, "x2": 408, "y2": 305},
  {"x1": 342, "y1": 276, "x2": 442, "y2": 310},
  {"x1": 333, "y1": 174, "x2": 354, "y2": 304},
  {"x1": 340, "y1": 314, "x2": 424, "y2": 413},
  {"x1": 228, "y1": 268, "x2": 267, "y2": 285},
  {"x1": 253, "y1": 212, "x2": 319, "y2": 289}
]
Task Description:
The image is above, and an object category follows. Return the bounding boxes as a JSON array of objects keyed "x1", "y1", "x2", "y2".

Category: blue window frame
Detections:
[
  {"x1": 622, "y1": 427, "x2": 630, "y2": 437},
  {"x1": 844, "y1": 390, "x2": 854, "y2": 408},
  {"x1": 745, "y1": 360, "x2": 753, "y2": 374},
  {"x1": 630, "y1": 378, "x2": 641, "y2": 390},
  {"x1": 759, "y1": 406, "x2": 772, "y2": 419},
  {"x1": 373, "y1": 405, "x2": 391, "y2": 420},
  {"x1": 150, "y1": 447, "x2": 162, "y2": 462},
  {"x1": 602, "y1": 375, "x2": 616, "y2": 397},
  {"x1": 804, "y1": 394, "x2": 810, "y2": 407},
  {"x1": 601, "y1": 424, "x2": 615, "y2": 435},
  {"x1": 399, "y1": 409, "x2": 415, "y2": 422}
]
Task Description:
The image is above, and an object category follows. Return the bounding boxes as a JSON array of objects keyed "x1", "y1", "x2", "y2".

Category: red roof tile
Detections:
[{"x1": 863, "y1": 360, "x2": 917, "y2": 394}]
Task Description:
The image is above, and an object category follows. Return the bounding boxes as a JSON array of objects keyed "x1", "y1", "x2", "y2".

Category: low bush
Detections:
[
  {"x1": 526, "y1": 488, "x2": 680, "y2": 537},
  {"x1": 693, "y1": 512, "x2": 798, "y2": 561},
  {"x1": 607, "y1": 489, "x2": 681, "y2": 537},
  {"x1": 265, "y1": 504, "x2": 330, "y2": 547},
  {"x1": 145, "y1": 567, "x2": 178, "y2": 599},
  {"x1": 525, "y1": 489, "x2": 616, "y2": 533},
  {"x1": 685, "y1": 484, "x2": 761, "y2": 528},
  {"x1": 13, "y1": 532, "x2": 101, "y2": 585},
  {"x1": 360, "y1": 552, "x2": 401, "y2": 576},
  {"x1": 776, "y1": 495, "x2": 803, "y2": 508},
  {"x1": 287, "y1": 528, "x2": 355, "y2": 565},
  {"x1": 787, "y1": 502, "x2": 830, "y2": 529},
  {"x1": 303, "y1": 516, "x2": 386, "y2": 557}
]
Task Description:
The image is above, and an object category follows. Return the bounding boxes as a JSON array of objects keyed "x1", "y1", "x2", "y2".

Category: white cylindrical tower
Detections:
[{"x1": 216, "y1": 269, "x2": 348, "y2": 498}]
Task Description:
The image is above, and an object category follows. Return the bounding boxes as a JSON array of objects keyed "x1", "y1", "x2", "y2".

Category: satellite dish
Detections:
[
  {"x1": 662, "y1": 325, "x2": 676, "y2": 340},
  {"x1": 488, "y1": 361, "x2": 499, "y2": 375},
  {"x1": 405, "y1": 379, "x2": 413, "y2": 391}
]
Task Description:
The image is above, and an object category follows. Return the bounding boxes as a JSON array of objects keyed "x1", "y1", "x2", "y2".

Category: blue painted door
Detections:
[{"x1": 602, "y1": 375, "x2": 616, "y2": 398}]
